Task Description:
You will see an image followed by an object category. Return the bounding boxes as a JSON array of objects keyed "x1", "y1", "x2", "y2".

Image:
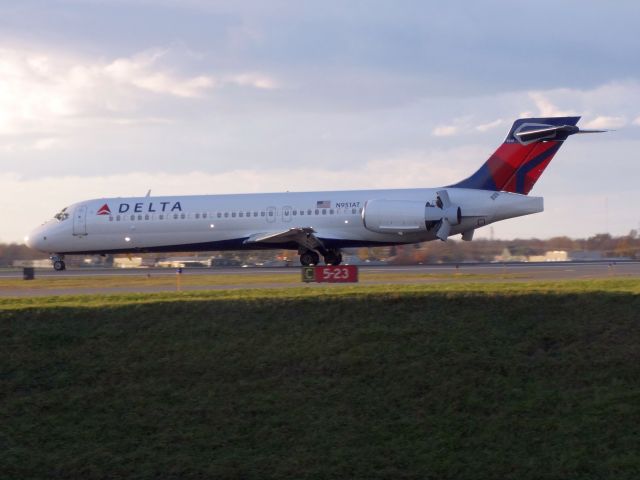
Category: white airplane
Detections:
[{"x1": 26, "y1": 116, "x2": 600, "y2": 271}]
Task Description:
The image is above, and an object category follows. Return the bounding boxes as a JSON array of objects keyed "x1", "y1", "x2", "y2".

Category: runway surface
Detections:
[{"x1": 1, "y1": 261, "x2": 639, "y2": 297}]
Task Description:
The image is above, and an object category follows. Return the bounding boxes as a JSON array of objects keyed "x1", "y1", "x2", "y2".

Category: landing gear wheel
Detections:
[
  {"x1": 324, "y1": 251, "x2": 343, "y2": 266},
  {"x1": 300, "y1": 250, "x2": 320, "y2": 266},
  {"x1": 53, "y1": 260, "x2": 66, "y2": 271}
]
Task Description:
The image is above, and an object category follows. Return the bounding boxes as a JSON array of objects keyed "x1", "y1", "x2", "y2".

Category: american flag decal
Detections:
[{"x1": 316, "y1": 200, "x2": 331, "y2": 208}]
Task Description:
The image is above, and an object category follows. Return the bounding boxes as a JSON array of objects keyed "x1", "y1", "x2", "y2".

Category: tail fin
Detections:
[{"x1": 450, "y1": 116, "x2": 581, "y2": 195}]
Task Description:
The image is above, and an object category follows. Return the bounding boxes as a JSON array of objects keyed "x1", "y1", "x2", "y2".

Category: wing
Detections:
[{"x1": 243, "y1": 227, "x2": 325, "y2": 251}]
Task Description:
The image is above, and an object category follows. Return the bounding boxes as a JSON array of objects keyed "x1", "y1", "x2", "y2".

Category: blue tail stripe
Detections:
[{"x1": 449, "y1": 164, "x2": 497, "y2": 191}]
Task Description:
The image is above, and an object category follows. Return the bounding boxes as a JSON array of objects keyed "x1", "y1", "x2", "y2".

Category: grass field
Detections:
[
  {"x1": 2, "y1": 280, "x2": 640, "y2": 479},
  {"x1": 0, "y1": 270, "x2": 522, "y2": 292}
]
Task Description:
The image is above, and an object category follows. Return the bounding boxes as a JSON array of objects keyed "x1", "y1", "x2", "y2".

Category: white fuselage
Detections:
[{"x1": 27, "y1": 187, "x2": 543, "y2": 256}]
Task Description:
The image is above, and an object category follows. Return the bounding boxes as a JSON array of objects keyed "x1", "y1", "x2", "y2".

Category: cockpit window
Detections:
[{"x1": 54, "y1": 207, "x2": 69, "y2": 221}]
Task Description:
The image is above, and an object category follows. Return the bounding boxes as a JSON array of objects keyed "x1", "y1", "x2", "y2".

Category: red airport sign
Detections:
[{"x1": 302, "y1": 265, "x2": 358, "y2": 283}]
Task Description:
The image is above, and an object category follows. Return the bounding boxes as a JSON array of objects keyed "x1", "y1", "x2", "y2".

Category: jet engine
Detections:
[{"x1": 363, "y1": 190, "x2": 462, "y2": 240}]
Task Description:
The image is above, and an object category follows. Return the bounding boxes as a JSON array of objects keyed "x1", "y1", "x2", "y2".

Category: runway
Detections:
[
  {"x1": 3, "y1": 261, "x2": 640, "y2": 278},
  {"x1": 1, "y1": 262, "x2": 638, "y2": 297}
]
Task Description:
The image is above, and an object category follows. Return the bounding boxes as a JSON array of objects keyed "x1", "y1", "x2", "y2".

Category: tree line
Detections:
[{"x1": 1, "y1": 230, "x2": 638, "y2": 267}]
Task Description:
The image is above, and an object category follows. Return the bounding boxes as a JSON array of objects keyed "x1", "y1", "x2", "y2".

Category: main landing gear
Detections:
[
  {"x1": 299, "y1": 249, "x2": 342, "y2": 266},
  {"x1": 300, "y1": 250, "x2": 320, "y2": 266},
  {"x1": 323, "y1": 250, "x2": 343, "y2": 266},
  {"x1": 51, "y1": 255, "x2": 66, "y2": 271}
]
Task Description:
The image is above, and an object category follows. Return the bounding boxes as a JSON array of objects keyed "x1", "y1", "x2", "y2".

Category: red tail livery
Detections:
[{"x1": 451, "y1": 116, "x2": 590, "y2": 195}]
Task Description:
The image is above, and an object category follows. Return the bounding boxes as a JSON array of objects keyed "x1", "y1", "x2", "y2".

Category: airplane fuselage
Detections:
[{"x1": 27, "y1": 187, "x2": 542, "y2": 255}]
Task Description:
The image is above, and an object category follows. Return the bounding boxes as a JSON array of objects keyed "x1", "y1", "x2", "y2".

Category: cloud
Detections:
[
  {"x1": 0, "y1": 46, "x2": 278, "y2": 137},
  {"x1": 583, "y1": 116, "x2": 627, "y2": 129},
  {"x1": 226, "y1": 73, "x2": 278, "y2": 89},
  {"x1": 432, "y1": 125, "x2": 458, "y2": 137},
  {"x1": 518, "y1": 83, "x2": 640, "y2": 128},
  {"x1": 97, "y1": 49, "x2": 215, "y2": 97},
  {"x1": 32, "y1": 137, "x2": 67, "y2": 151},
  {"x1": 432, "y1": 116, "x2": 503, "y2": 136},
  {"x1": 476, "y1": 119, "x2": 503, "y2": 132},
  {"x1": 528, "y1": 92, "x2": 577, "y2": 117}
]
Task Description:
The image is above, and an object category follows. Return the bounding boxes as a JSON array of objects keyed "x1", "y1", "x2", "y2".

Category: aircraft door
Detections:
[
  {"x1": 282, "y1": 206, "x2": 292, "y2": 222},
  {"x1": 73, "y1": 205, "x2": 87, "y2": 235},
  {"x1": 266, "y1": 206, "x2": 276, "y2": 223}
]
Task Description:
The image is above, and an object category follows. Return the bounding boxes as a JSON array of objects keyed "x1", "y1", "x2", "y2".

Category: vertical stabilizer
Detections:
[{"x1": 449, "y1": 116, "x2": 581, "y2": 195}]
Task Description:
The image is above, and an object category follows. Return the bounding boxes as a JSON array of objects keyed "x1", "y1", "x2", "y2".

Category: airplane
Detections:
[{"x1": 26, "y1": 116, "x2": 601, "y2": 271}]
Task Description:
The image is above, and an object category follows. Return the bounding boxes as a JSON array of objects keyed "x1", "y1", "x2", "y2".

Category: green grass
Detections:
[
  {"x1": 2, "y1": 280, "x2": 640, "y2": 479},
  {"x1": 0, "y1": 271, "x2": 521, "y2": 292}
]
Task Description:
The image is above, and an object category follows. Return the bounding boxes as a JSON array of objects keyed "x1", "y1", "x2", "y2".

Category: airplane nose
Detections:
[
  {"x1": 26, "y1": 227, "x2": 48, "y2": 251},
  {"x1": 25, "y1": 232, "x2": 38, "y2": 250}
]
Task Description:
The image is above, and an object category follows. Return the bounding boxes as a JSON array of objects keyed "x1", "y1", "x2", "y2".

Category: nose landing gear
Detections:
[{"x1": 51, "y1": 255, "x2": 66, "y2": 271}]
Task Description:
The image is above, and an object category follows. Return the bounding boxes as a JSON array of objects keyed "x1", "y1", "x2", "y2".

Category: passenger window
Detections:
[
  {"x1": 159, "y1": 214, "x2": 164, "y2": 220},
  {"x1": 300, "y1": 210, "x2": 304, "y2": 216},
  {"x1": 329, "y1": 209, "x2": 334, "y2": 215},
  {"x1": 322, "y1": 209, "x2": 327, "y2": 215},
  {"x1": 109, "y1": 216, "x2": 113, "y2": 222},
  {"x1": 116, "y1": 215, "x2": 121, "y2": 221},
  {"x1": 232, "y1": 212, "x2": 236, "y2": 218},
  {"x1": 261, "y1": 211, "x2": 265, "y2": 217},
  {"x1": 253, "y1": 212, "x2": 258, "y2": 217},
  {"x1": 195, "y1": 213, "x2": 200, "y2": 219},
  {"x1": 217, "y1": 213, "x2": 222, "y2": 218},
  {"x1": 268, "y1": 211, "x2": 273, "y2": 217},
  {"x1": 284, "y1": 210, "x2": 289, "y2": 216},
  {"x1": 315, "y1": 209, "x2": 319, "y2": 215},
  {"x1": 246, "y1": 212, "x2": 250, "y2": 217},
  {"x1": 292, "y1": 210, "x2": 297, "y2": 215},
  {"x1": 137, "y1": 215, "x2": 142, "y2": 221},
  {"x1": 203, "y1": 213, "x2": 207, "y2": 219},
  {"x1": 308, "y1": 209, "x2": 312, "y2": 215},
  {"x1": 130, "y1": 215, "x2": 135, "y2": 221},
  {"x1": 145, "y1": 214, "x2": 149, "y2": 220},
  {"x1": 224, "y1": 212, "x2": 229, "y2": 218},
  {"x1": 239, "y1": 212, "x2": 244, "y2": 218},
  {"x1": 173, "y1": 214, "x2": 178, "y2": 219},
  {"x1": 180, "y1": 213, "x2": 186, "y2": 219},
  {"x1": 352, "y1": 208, "x2": 357, "y2": 214}
]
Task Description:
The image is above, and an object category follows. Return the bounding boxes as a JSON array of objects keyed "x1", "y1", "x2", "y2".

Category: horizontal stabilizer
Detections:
[{"x1": 515, "y1": 124, "x2": 605, "y2": 144}]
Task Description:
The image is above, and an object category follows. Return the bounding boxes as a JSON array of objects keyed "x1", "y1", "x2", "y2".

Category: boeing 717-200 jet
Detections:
[{"x1": 26, "y1": 117, "x2": 601, "y2": 270}]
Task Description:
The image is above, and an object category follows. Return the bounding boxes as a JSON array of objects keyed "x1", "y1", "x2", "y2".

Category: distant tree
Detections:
[
  {"x1": 547, "y1": 236, "x2": 577, "y2": 251},
  {"x1": 0, "y1": 243, "x2": 46, "y2": 267}
]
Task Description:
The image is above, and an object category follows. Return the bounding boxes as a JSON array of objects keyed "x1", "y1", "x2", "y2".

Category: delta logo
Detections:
[
  {"x1": 97, "y1": 204, "x2": 111, "y2": 215},
  {"x1": 96, "y1": 201, "x2": 183, "y2": 215}
]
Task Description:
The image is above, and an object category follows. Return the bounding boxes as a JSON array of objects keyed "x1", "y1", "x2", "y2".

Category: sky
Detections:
[{"x1": 1, "y1": 0, "x2": 640, "y2": 243}]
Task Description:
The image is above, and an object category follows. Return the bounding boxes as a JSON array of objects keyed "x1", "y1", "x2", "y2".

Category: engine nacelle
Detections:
[
  {"x1": 363, "y1": 199, "x2": 429, "y2": 233},
  {"x1": 363, "y1": 199, "x2": 463, "y2": 234},
  {"x1": 427, "y1": 205, "x2": 461, "y2": 225}
]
